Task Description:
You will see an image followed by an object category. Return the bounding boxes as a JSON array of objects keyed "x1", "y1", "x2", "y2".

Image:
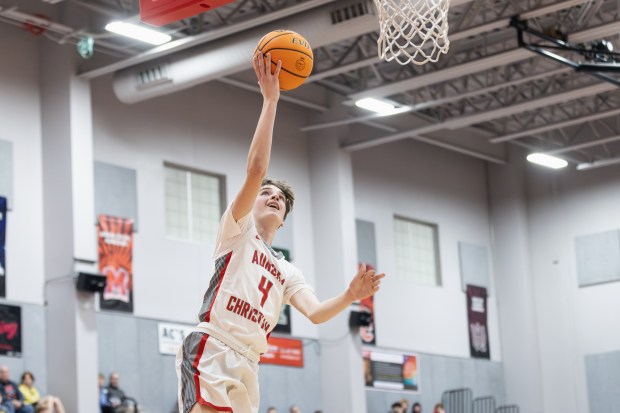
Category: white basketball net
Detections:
[{"x1": 373, "y1": 0, "x2": 450, "y2": 65}]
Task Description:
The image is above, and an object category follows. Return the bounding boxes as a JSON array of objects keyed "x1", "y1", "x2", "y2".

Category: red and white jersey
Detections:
[{"x1": 197, "y1": 204, "x2": 311, "y2": 354}]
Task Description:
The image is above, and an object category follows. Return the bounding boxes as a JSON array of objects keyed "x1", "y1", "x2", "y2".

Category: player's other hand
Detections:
[
  {"x1": 253, "y1": 52, "x2": 282, "y2": 102},
  {"x1": 347, "y1": 263, "x2": 385, "y2": 301}
]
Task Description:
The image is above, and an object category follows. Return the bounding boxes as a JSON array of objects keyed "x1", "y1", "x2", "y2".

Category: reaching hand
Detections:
[
  {"x1": 347, "y1": 263, "x2": 385, "y2": 301},
  {"x1": 253, "y1": 52, "x2": 282, "y2": 102}
]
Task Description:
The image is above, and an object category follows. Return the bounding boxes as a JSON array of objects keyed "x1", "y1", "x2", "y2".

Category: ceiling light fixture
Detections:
[
  {"x1": 105, "y1": 21, "x2": 171, "y2": 46},
  {"x1": 355, "y1": 97, "x2": 407, "y2": 116},
  {"x1": 526, "y1": 153, "x2": 568, "y2": 169}
]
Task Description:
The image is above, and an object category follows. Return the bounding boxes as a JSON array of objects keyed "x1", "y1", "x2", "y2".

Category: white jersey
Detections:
[{"x1": 197, "y1": 204, "x2": 311, "y2": 354}]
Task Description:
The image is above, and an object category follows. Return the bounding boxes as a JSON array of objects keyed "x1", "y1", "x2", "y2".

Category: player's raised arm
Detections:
[
  {"x1": 231, "y1": 52, "x2": 283, "y2": 222},
  {"x1": 290, "y1": 263, "x2": 386, "y2": 324}
]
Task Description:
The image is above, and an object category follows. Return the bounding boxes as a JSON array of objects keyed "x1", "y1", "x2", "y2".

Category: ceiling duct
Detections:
[{"x1": 112, "y1": 2, "x2": 378, "y2": 104}]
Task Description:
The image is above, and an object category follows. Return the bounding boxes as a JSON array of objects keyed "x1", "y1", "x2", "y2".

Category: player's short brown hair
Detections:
[{"x1": 262, "y1": 178, "x2": 294, "y2": 220}]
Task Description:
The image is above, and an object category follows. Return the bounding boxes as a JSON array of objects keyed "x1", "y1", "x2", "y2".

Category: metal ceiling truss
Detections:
[{"x1": 6, "y1": 0, "x2": 620, "y2": 168}]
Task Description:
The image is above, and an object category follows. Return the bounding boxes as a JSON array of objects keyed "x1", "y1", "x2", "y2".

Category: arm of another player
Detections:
[
  {"x1": 290, "y1": 263, "x2": 385, "y2": 325},
  {"x1": 231, "y1": 53, "x2": 283, "y2": 222}
]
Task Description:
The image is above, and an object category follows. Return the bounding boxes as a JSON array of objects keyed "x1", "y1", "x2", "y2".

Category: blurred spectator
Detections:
[
  {"x1": 400, "y1": 399, "x2": 409, "y2": 412},
  {"x1": 98, "y1": 374, "x2": 113, "y2": 413},
  {"x1": 266, "y1": 407, "x2": 277, "y2": 413},
  {"x1": 390, "y1": 402, "x2": 404, "y2": 413},
  {"x1": 105, "y1": 373, "x2": 140, "y2": 413},
  {"x1": 433, "y1": 403, "x2": 445, "y2": 413},
  {"x1": 0, "y1": 394, "x2": 9, "y2": 413},
  {"x1": 18, "y1": 372, "x2": 64, "y2": 413},
  {"x1": 289, "y1": 406, "x2": 300, "y2": 413},
  {"x1": 0, "y1": 366, "x2": 32, "y2": 413},
  {"x1": 412, "y1": 402, "x2": 422, "y2": 413}
]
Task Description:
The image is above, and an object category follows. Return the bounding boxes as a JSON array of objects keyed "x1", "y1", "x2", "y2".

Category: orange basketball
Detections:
[{"x1": 254, "y1": 30, "x2": 313, "y2": 91}]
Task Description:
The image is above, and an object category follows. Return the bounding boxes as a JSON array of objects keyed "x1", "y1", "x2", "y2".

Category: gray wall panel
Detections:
[
  {"x1": 356, "y1": 219, "x2": 377, "y2": 267},
  {"x1": 259, "y1": 339, "x2": 323, "y2": 412},
  {"x1": 94, "y1": 162, "x2": 139, "y2": 229},
  {"x1": 459, "y1": 242, "x2": 491, "y2": 291},
  {"x1": 98, "y1": 313, "x2": 177, "y2": 413},
  {"x1": 0, "y1": 140, "x2": 13, "y2": 209},
  {"x1": 575, "y1": 230, "x2": 620, "y2": 287},
  {"x1": 585, "y1": 350, "x2": 620, "y2": 413},
  {"x1": 273, "y1": 212, "x2": 294, "y2": 260}
]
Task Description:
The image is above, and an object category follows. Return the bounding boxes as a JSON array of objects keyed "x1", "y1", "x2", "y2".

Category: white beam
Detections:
[
  {"x1": 342, "y1": 132, "x2": 507, "y2": 164},
  {"x1": 490, "y1": 107, "x2": 620, "y2": 143},
  {"x1": 577, "y1": 156, "x2": 620, "y2": 170},
  {"x1": 302, "y1": 68, "x2": 571, "y2": 131},
  {"x1": 217, "y1": 78, "x2": 328, "y2": 112},
  {"x1": 544, "y1": 134, "x2": 620, "y2": 155},
  {"x1": 344, "y1": 82, "x2": 617, "y2": 151}
]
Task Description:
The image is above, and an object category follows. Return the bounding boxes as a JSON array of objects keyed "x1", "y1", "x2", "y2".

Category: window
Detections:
[
  {"x1": 394, "y1": 216, "x2": 441, "y2": 286},
  {"x1": 164, "y1": 163, "x2": 225, "y2": 244}
]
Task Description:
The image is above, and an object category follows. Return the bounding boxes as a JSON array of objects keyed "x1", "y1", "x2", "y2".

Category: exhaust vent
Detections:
[
  {"x1": 331, "y1": 1, "x2": 374, "y2": 25},
  {"x1": 136, "y1": 63, "x2": 172, "y2": 90}
]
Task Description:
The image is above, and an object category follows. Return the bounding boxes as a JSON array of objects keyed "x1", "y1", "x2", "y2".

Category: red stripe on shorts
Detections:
[
  {"x1": 192, "y1": 334, "x2": 233, "y2": 412},
  {"x1": 205, "y1": 251, "x2": 232, "y2": 323}
]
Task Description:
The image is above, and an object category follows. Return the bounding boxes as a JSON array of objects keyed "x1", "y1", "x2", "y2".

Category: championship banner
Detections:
[
  {"x1": 0, "y1": 197, "x2": 6, "y2": 298},
  {"x1": 363, "y1": 350, "x2": 419, "y2": 392},
  {"x1": 0, "y1": 304, "x2": 21, "y2": 357},
  {"x1": 467, "y1": 285, "x2": 490, "y2": 359},
  {"x1": 260, "y1": 337, "x2": 304, "y2": 367},
  {"x1": 157, "y1": 322, "x2": 194, "y2": 355},
  {"x1": 98, "y1": 215, "x2": 134, "y2": 313}
]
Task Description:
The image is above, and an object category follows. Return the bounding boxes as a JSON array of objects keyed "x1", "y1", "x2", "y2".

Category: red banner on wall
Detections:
[
  {"x1": 260, "y1": 337, "x2": 304, "y2": 367},
  {"x1": 98, "y1": 215, "x2": 134, "y2": 313},
  {"x1": 0, "y1": 304, "x2": 21, "y2": 357}
]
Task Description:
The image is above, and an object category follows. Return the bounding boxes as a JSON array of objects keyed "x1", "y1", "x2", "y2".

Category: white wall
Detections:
[
  {"x1": 91, "y1": 76, "x2": 318, "y2": 338},
  {"x1": 0, "y1": 24, "x2": 45, "y2": 305},
  {"x1": 525, "y1": 162, "x2": 620, "y2": 413},
  {"x1": 352, "y1": 139, "x2": 502, "y2": 361}
]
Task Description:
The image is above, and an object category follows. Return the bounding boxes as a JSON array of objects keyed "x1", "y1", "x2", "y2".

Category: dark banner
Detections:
[
  {"x1": 360, "y1": 264, "x2": 376, "y2": 345},
  {"x1": 273, "y1": 304, "x2": 291, "y2": 334},
  {"x1": 98, "y1": 215, "x2": 134, "y2": 313},
  {"x1": 273, "y1": 247, "x2": 292, "y2": 334},
  {"x1": 467, "y1": 285, "x2": 490, "y2": 359},
  {"x1": 0, "y1": 197, "x2": 5, "y2": 298},
  {"x1": 0, "y1": 304, "x2": 21, "y2": 357}
]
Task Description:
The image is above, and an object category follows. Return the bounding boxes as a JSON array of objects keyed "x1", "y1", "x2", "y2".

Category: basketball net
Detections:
[{"x1": 373, "y1": 0, "x2": 450, "y2": 65}]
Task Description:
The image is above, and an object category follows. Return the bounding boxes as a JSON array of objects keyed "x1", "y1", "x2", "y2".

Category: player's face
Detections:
[{"x1": 254, "y1": 185, "x2": 286, "y2": 227}]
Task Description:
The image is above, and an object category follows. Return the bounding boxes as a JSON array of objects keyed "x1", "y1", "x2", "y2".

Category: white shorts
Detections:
[{"x1": 176, "y1": 331, "x2": 260, "y2": 413}]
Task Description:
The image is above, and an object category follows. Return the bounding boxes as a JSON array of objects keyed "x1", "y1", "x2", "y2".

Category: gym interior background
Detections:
[{"x1": 0, "y1": 0, "x2": 619, "y2": 412}]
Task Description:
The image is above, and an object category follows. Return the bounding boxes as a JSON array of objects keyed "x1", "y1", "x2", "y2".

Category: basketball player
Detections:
[{"x1": 176, "y1": 52, "x2": 385, "y2": 413}]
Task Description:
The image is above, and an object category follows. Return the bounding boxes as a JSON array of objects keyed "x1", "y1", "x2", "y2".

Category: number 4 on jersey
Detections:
[{"x1": 258, "y1": 276, "x2": 273, "y2": 307}]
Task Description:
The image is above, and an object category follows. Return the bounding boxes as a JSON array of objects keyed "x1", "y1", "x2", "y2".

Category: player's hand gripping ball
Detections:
[{"x1": 254, "y1": 30, "x2": 313, "y2": 91}]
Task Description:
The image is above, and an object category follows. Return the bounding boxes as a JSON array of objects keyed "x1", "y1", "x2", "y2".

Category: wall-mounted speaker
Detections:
[{"x1": 76, "y1": 272, "x2": 106, "y2": 293}]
